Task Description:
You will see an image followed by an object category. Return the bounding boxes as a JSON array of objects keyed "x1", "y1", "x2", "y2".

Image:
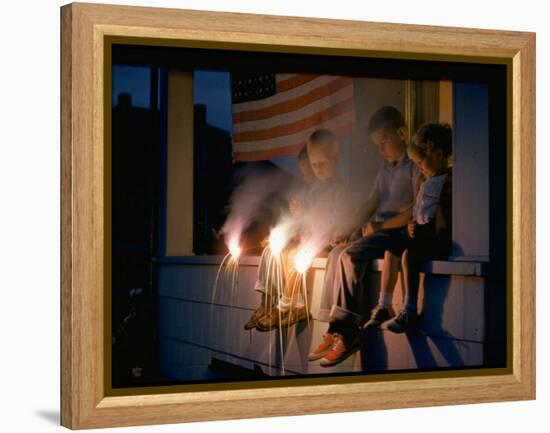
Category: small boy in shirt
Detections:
[
  {"x1": 243, "y1": 146, "x2": 316, "y2": 330},
  {"x1": 245, "y1": 129, "x2": 352, "y2": 331},
  {"x1": 384, "y1": 123, "x2": 453, "y2": 332}
]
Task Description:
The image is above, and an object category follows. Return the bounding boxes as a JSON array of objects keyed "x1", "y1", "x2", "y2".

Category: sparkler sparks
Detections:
[
  {"x1": 260, "y1": 224, "x2": 296, "y2": 375},
  {"x1": 228, "y1": 236, "x2": 242, "y2": 260},
  {"x1": 293, "y1": 247, "x2": 315, "y2": 274},
  {"x1": 214, "y1": 224, "x2": 317, "y2": 377},
  {"x1": 212, "y1": 234, "x2": 242, "y2": 309},
  {"x1": 269, "y1": 225, "x2": 288, "y2": 255},
  {"x1": 281, "y1": 244, "x2": 315, "y2": 354},
  {"x1": 213, "y1": 162, "x2": 359, "y2": 377}
]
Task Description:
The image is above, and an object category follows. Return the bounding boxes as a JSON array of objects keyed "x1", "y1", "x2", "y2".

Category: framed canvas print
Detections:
[{"x1": 60, "y1": 2, "x2": 536, "y2": 429}]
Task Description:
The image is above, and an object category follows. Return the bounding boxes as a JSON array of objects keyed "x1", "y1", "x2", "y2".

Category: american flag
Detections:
[{"x1": 231, "y1": 73, "x2": 355, "y2": 161}]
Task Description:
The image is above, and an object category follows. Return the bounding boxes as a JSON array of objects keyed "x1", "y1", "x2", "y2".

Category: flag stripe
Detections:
[
  {"x1": 233, "y1": 76, "x2": 353, "y2": 124},
  {"x1": 233, "y1": 84, "x2": 353, "y2": 134},
  {"x1": 233, "y1": 96, "x2": 354, "y2": 143},
  {"x1": 233, "y1": 124, "x2": 354, "y2": 161},
  {"x1": 234, "y1": 109, "x2": 354, "y2": 153},
  {"x1": 232, "y1": 75, "x2": 336, "y2": 114},
  {"x1": 276, "y1": 74, "x2": 318, "y2": 93},
  {"x1": 231, "y1": 73, "x2": 355, "y2": 161}
]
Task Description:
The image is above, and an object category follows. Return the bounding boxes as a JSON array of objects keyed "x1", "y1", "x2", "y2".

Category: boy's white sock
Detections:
[
  {"x1": 293, "y1": 299, "x2": 305, "y2": 309},
  {"x1": 377, "y1": 291, "x2": 392, "y2": 308},
  {"x1": 292, "y1": 291, "x2": 305, "y2": 309},
  {"x1": 278, "y1": 295, "x2": 291, "y2": 313}
]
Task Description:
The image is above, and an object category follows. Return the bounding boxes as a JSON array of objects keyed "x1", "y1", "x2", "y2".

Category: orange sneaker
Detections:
[
  {"x1": 320, "y1": 331, "x2": 362, "y2": 367},
  {"x1": 308, "y1": 332, "x2": 335, "y2": 361}
]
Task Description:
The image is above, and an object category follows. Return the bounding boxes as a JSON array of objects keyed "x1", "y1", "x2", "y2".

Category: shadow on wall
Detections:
[
  {"x1": 275, "y1": 273, "x2": 466, "y2": 374},
  {"x1": 360, "y1": 328, "x2": 389, "y2": 371},
  {"x1": 280, "y1": 319, "x2": 316, "y2": 373},
  {"x1": 411, "y1": 276, "x2": 464, "y2": 368},
  {"x1": 359, "y1": 275, "x2": 464, "y2": 372}
]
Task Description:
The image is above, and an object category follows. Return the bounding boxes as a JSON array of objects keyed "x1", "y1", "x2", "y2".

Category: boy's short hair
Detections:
[
  {"x1": 297, "y1": 146, "x2": 309, "y2": 161},
  {"x1": 306, "y1": 128, "x2": 339, "y2": 158},
  {"x1": 413, "y1": 123, "x2": 453, "y2": 157},
  {"x1": 367, "y1": 105, "x2": 406, "y2": 134}
]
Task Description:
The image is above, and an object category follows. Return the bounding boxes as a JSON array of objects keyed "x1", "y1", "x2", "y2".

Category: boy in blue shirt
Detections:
[{"x1": 309, "y1": 106, "x2": 420, "y2": 365}]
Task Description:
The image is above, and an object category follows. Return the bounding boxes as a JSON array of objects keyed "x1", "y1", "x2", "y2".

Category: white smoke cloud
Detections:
[
  {"x1": 221, "y1": 165, "x2": 370, "y2": 263},
  {"x1": 220, "y1": 166, "x2": 290, "y2": 251}
]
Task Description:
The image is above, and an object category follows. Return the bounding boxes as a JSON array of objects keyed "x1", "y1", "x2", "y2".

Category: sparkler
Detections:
[
  {"x1": 293, "y1": 247, "x2": 315, "y2": 274},
  {"x1": 213, "y1": 222, "x2": 318, "y2": 377},
  {"x1": 262, "y1": 224, "x2": 293, "y2": 375},
  {"x1": 228, "y1": 236, "x2": 242, "y2": 261},
  {"x1": 288, "y1": 245, "x2": 315, "y2": 331},
  {"x1": 269, "y1": 225, "x2": 287, "y2": 255},
  {"x1": 212, "y1": 234, "x2": 242, "y2": 308},
  {"x1": 263, "y1": 232, "x2": 318, "y2": 375}
]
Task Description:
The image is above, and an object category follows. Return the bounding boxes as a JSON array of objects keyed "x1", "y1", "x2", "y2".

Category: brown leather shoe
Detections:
[
  {"x1": 244, "y1": 307, "x2": 266, "y2": 330},
  {"x1": 282, "y1": 306, "x2": 312, "y2": 328},
  {"x1": 256, "y1": 307, "x2": 287, "y2": 332}
]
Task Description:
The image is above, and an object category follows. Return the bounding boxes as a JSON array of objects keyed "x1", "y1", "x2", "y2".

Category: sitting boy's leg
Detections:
[
  {"x1": 317, "y1": 230, "x2": 406, "y2": 364},
  {"x1": 245, "y1": 246, "x2": 286, "y2": 331},
  {"x1": 309, "y1": 254, "x2": 368, "y2": 366},
  {"x1": 308, "y1": 244, "x2": 359, "y2": 362},
  {"x1": 364, "y1": 250, "x2": 400, "y2": 329},
  {"x1": 338, "y1": 228, "x2": 405, "y2": 313},
  {"x1": 344, "y1": 228, "x2": 402, "y2": 255},
  {"x1": 331, "y1": 240, "x2": 383, "y2": 325},
  {"x1": 256, "y1": 246, "x2": 312, "y2": 331},
  {"x1": 279, "y1": 269, "x2": 312, "y2": 328},
  {"x1": 309, "y1": 233, "x2": 389, "y2": 359},
  {"x1": 385, "y1": 249, "x2": 421, "y2": 333},
  {"x1": 318, "y1": 244, "x2": 348, "y2": 322}
]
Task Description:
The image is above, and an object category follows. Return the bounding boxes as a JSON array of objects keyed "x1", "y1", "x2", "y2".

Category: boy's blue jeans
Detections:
[{"x1": 318, "y1": 228, "x2": 405, "y2": 327}]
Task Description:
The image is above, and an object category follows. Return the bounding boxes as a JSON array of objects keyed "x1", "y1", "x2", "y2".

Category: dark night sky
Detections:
[
  {"x1": 111, "y1": 65, "x2": 343, "y2": 178},
  {"x1": 112, "y1": 66, "x2": 233, "y2": 133}
]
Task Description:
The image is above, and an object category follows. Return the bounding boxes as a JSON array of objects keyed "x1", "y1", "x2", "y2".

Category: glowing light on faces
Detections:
[
  {"x1": 308, "y1": 148, "x2": 338, "y2": 182},
  {"x1": 269, "y1": 226, "x2": 287, "y2": 255},
  {"x1": 370, "y1": 128, "x2": 406, "y2": 163},
  {"x1": 294, "y1": 248, "x2": 314, "y2": 274}
]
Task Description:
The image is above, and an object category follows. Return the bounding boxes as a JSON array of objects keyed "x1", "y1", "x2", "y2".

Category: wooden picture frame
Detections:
[{"x1": 60, "y1": 2, "x2": 536, "y2": 429}]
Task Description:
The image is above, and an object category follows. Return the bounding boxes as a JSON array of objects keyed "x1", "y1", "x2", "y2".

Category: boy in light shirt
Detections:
[
  {"x1": 246, "y1": 129, "x2": 353, "y2": 332},
  {"x1": 384, "y1": 123, "x2": 453, "y2": 333}
]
